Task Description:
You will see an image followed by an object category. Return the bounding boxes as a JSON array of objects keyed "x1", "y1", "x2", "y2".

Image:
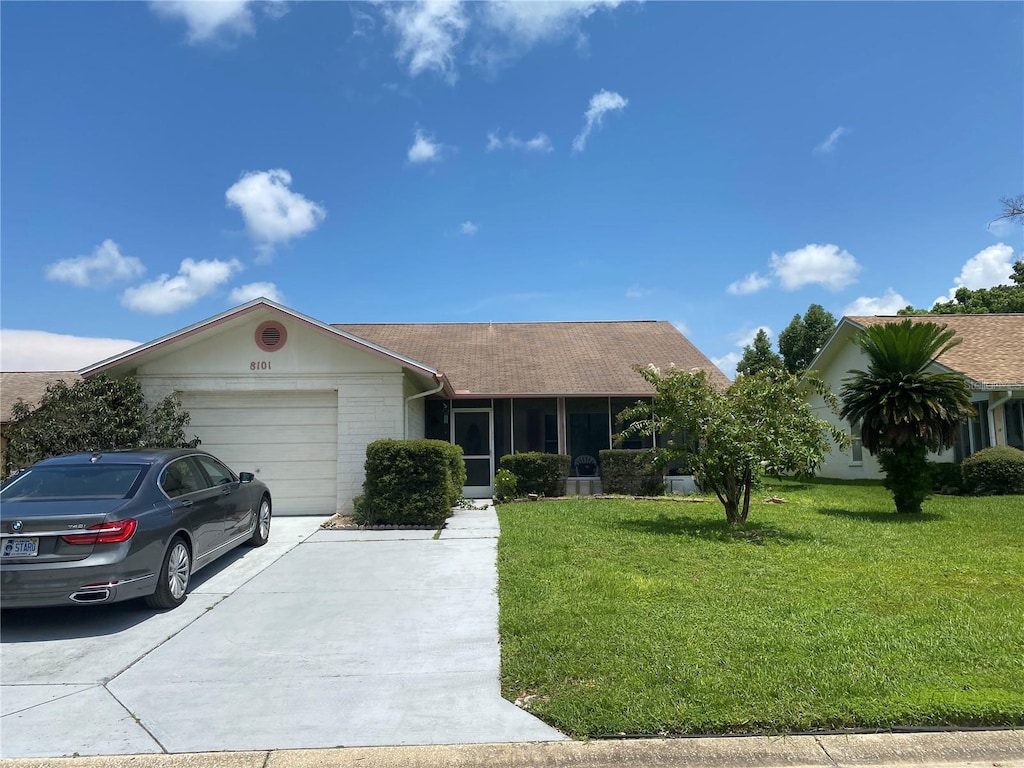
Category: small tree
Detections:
[
  {"x1": 3, "y1": 375, "x2": 199, "y2": 477},
  {"x1": 839, "y1": 320, "x2": 975, "y2": 514},
  {"x1": 778, "y1": 304, "x2": 837, "y2": 374},
  {"x1": 620, "y1": 366, "x2": 845, "y2": 524},
  {"x1": 736, "y1": 328, "x2": 784, "y2": 376}
]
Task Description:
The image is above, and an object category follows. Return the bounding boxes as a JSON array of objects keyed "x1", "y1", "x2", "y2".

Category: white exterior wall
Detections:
[
  {"x1": 810, "y1": 339, "x2": 956, "y2": 480},
  {"x1": 403, "y1": 376, "x2": 426, "y2": 440},
  {"x1": 130, "y1": 311, "x2": 426, "y2": 513}
]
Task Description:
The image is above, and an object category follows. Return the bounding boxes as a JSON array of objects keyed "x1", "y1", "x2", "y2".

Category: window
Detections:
[
  {"x1": 512, "y1": 398, "x2": 558, "y2": 454},
  {"x1": 566, "y1": 398, "x2": 610, "y2": 475},
  {"x1": 612, "y1": 398, "x2": 654, "y2": 449},
  {"x1": 850, "y1": 420, "x2": 863, "y2": 464},
  {"x1": 0, "y1": 465, "x2": 145, "y2": 500},
  {"x1": 1006, "y1": 401, "x2": 1024, "y2": 450},
  {"x1": 195, "y1": 456, "x2": 236, "y2": 486},
  {"x1": 160, "y1": 458, "x2": 207, "y2": 498}
]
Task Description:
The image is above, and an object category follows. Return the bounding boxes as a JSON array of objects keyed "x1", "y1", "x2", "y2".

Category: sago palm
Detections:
[{"x1": 840, "y1": 320, "x2": 974, "y2": 513}]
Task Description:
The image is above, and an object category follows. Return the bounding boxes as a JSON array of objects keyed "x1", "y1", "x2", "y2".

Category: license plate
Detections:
[{"x1": 2, "y1": 538, "x2": 39, "y2": 558}]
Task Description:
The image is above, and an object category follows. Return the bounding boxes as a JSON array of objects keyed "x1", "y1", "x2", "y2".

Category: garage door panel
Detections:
[{"x1": 179, "y1": 391, "x2": 338, "y2": 516}]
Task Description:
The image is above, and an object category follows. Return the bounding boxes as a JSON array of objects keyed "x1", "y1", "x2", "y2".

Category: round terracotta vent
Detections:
[{"x1": 255, "y1": 321, "x2": 287, "y2": 352}]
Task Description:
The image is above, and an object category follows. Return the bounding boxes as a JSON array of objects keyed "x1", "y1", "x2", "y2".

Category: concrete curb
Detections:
[{"x1": 2, "y1": 731, "x2": 1022, "y2": 768}]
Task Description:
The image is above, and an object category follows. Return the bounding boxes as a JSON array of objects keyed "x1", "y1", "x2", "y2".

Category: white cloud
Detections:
[
  {"x1": 625, "y1": 286, "x2": 653, "y2": 299},
  {"x1": 0, "y1": 330, "x2": 139, "y2": 372},
  {"x1": 726, "y1": 272, "x2": 771, "y2": 296},
  {"x1": 225, "y1": 169, "x2": 325, "y2": 260},
  {"x1": 842, "y1": 288, "x2": 909, "y2": 316},
  {"x1": 769, "y1": 243, "x2": 860, "y2": 291},
  {"x1": 122, "y1": 258, "x2": 242, "y2": 314},
  {"x1": 711, "y1": 352, "x2": 741, "y2": 380},
  {"x1": 149, "y1": 1, "x2": 285, "y2": 44},
  {"x1": 459, "y1": 221, "x2": 478, "y2": 235},
  {"x1": 228, "y1": 282, "x2": 284, "y2": 304},
  {"x1": 487, "y1": 130, "x2": 553, "y2": 152},
  {"x1": 987, "y1": 218, "x2": 1017, "y2": 238},
  {"x1": 384, "y1": 0, "x2": 468, "y2": 82},
  {"x1": 572, "y1": 89, "x2": 628, "y2": 153},
  {"x1": 671, "y1": 320, "x2": 690, "y2": 336},
  {"x1": 932, "y1": 243, "x2": 1017, "y2": 304},
  {"x1": 45, "y1": 239, "x2": 145, "y2": 288},
  {"x1": 731, "y1": 325, "x2": 773, "y2": 348},
  {"x1": 814, "y1": 126, "x2": 849, "y2": 154},
  {"x1": 712, "y1": 324, "x2": 774, "y2": 379},
  {"x1": 408, "y1": 129, "x2": 443, "y2": 163}
]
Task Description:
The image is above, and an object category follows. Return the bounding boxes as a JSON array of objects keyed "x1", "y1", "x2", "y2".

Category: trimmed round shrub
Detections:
[
  {"x1": 499, "y1": 452, "x2": 570, "y2": 497},
  {"x1": 961, "y1": 446, "x2": 1024, "y2": 496},
  {"x1": 599, "y1": 449, "x2": 665, "y2": 496}
]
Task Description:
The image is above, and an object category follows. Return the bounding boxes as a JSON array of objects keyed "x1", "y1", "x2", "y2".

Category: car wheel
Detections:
[
  {"x1": 145, "y1": 537, "x2": 191, "y2": 610},
  {"x1": 248, "y1": 496, "x2": 271, "y2": 547}
]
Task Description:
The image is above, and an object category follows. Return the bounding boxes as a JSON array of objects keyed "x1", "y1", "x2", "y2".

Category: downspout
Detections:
[
  {"x1": 405, "y1": 374, "x2": 445, "y2": 439},
  {"x1": 986, "y1": 390, "x2": 1014, "y2": 448}
]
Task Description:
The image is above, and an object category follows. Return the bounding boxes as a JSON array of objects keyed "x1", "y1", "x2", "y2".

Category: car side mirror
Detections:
[{"x1": 239, "y1": 472, "x2": 255, "y2": 483}]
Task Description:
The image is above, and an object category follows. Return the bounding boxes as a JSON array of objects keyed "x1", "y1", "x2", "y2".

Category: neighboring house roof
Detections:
[
  {"x1": 334, "y1": 321, "x2": 730, "y2": 396},
  {"x1": 843, "y1": 314, "x2": 1024, "y2": 388},
  {"x1": 0, "y1": 371, "x2": 81, "y2": 423}
]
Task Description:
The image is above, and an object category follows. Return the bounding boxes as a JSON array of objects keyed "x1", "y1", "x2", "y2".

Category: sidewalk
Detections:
[{"x1": 0, "y1": 730, "x2": 1021, "y2": 768}]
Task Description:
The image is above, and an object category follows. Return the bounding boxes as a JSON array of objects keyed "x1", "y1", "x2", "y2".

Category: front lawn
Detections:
[{"x1": 496, "y1": 480, "x2": 1024, "y2": 736}]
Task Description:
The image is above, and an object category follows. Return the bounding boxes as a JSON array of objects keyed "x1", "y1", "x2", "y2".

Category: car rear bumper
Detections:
[{"x1": 0, "y1": 565, "x2": 157, "y2": 608}]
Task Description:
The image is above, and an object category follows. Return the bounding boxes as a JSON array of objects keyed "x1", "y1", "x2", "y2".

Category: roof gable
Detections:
[{"x1": 334, "y1": 321, "x2": 729, "y2": 395}]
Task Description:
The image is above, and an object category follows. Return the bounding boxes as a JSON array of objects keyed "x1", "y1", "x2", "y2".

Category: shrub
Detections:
[
  {"x1": 599, "y1": 449, "x2": 665, "y2": 496},
  {"x1": 499, "y1": 452, "x2": 570, "y2": 497},
  {"x1": 925, "y1": 461, "x2": 963, "y2": 494},
  {"x1": 494, "y1": 468, "x2": 518, "y2": 503},
  {"x1": 961, "y1": 446, "x2": 1024, "y2": 496},
  {"x1": 357, "y1": 439, "x2": 464, "y2": 526}
]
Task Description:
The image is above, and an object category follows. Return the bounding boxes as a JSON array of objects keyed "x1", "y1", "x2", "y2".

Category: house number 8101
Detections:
[{"x1": 250, "y1": 361, "x2": 271, "y2": 371}]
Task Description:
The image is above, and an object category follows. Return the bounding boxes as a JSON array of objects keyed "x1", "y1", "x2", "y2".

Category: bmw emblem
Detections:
[{"x1": 10, "y1": 520, "x2": 24, "y2": 533}]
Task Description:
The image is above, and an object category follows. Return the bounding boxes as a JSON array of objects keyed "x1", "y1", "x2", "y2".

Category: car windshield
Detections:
[{"x1": 0, "y1": 464, "x2": 147, "y2": 500}]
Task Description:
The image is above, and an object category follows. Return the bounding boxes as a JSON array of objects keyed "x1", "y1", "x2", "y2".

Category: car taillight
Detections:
[{"x1": 61, "y1": 519, "x2": 138, "y2": 545}]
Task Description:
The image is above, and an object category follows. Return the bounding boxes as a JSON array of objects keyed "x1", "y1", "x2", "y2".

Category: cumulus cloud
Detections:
[
  {"x1": 384, "y1": 0, "x2": 468, "y2": 82},
  {"x1": 726, "y1": 272, "x2": 771, "y2": 296},
  {"x1": 842, "y1": 288, "x2": 909, "y2": 317},
  {"x1": 572, "y1": 89, "x2": 628, "y2": 153},
  {"x1": 486, "y1": 131, "x2": 553, "y2": 153},
  {"x1": 814, "y1": 126, "x2": 849, "y2": 154},
  {"x1": 459, "y1": 221, "x2": 478, "y2": 236},
  {"x1": 228, "y1": 282, "x2": 285, "y2": 304},
  {"x1": 149, "y1": 0, "x2": 286, "y2": 44},
  {"x1": 45, "y1": 239, "x2": 145, "y2": 288},
  {"x1": 122, "y1": 258, "x2": 242, "y2": 314},
  {"x1": 0, "y1": 330, "x2": 139, "y2": 372},
  {"x1": 769, "y1": 243, "x2": 860, "y2": 291},
  {"x1": 225, "y1": 169, "x2": 325, "y2": 260},
  {"x1": 408, "y1": 129, "x2": 443, "y2": 163},
  {"x1": 931, "y1": 243, "x2": 1017, "y2": 305},
  {"x1": 712, "y1": 324, "x2": 774, "y2": 379}
]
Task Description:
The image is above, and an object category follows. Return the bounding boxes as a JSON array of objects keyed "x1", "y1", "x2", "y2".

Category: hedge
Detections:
[
  {"x1": 961, "y1": 446, "x2": 1024, "y2": 496},
  {"x1": 925, "y1": 460, "x2": 963, "y2": 494},
  {"x1": 357, "y1": 439, "x2": 465, "y2": 526},
  {"x1": 599, "y1": 449, "x2": 665, "y2": 496},
  {"x1": 499, "y1": 452, "x2": 570, "y2": 497}
]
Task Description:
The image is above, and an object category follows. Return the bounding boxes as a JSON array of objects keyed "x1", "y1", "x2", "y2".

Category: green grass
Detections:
[{"x1": 496, "y1": 480, "x2": 1024, "y2": 736}]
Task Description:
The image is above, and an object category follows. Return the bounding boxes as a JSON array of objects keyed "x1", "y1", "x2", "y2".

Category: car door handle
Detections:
[
  {"x1": 221, "y1": 486, "x2": 232, "y2": 495},
  {"x1": 178, "y1": 499, "x2": 193, "y2": 508}
]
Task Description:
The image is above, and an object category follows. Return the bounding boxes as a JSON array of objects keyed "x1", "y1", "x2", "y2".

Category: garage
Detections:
[{"x1": 178, "y1": 391, "x2": 339, "y2": 516}]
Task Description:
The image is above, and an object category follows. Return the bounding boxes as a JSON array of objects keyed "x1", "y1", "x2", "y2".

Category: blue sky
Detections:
[{"x1": 2, "y1": 1, "x2": 1022, "y2": 375}]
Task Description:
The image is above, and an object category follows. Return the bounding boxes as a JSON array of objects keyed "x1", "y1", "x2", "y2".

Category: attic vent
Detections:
[{"x1": 255, "y1": 321, "x2": 287, "y2": 352}]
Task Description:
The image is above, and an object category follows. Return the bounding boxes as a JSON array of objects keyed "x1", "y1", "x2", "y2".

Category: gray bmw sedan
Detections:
[{"x1": 0, "y1": 449, "x2": 271, "y2": 609}]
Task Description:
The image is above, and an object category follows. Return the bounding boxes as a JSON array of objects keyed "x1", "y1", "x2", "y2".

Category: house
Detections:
[
  {"x1": 807, "y1": 314, "x2": 1024, "y2": 480},
  {"x1": 68, "y1": 298, "x2": 727, "y2": 515},
  {"x1": 0, "y1": 370, "x2": 81, "y2": 470}
]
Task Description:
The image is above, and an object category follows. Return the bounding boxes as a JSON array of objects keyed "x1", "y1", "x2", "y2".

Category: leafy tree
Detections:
[
  {"x1": 840, "y1": 320, "x2": 974, "y2": 514},
  {"x1": 620, "y1": 366, "x2": 845, "y2": 524},
  {"x1": 899, "y1": 260, "x2": 1024, "y2": 315},
  {"x1": 778, "y1": 304, "x2": 837, "y2": 374},
  {"x1": 736, "y1": 329, "x2": 784, "y2": 376},
  {"x1": 3, "y1": 375, "x2": 199, "y2": 477}
]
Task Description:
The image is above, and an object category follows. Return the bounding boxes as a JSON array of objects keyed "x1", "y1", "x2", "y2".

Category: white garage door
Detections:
[{"x1": 178, "y1": 391, "x2": 338, "y2": 516}]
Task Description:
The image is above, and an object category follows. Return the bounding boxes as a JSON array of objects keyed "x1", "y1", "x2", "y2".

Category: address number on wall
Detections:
[{"x1": 250, "y1": 361, "x2": 272, "y2": 371}]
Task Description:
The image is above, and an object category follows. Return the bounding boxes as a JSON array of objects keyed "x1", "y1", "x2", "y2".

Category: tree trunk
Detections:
[
  {"x1": 738, "y1": 465, "x2": 752, "y2": 524},
  {"x1": 721, "y1": 470, "x2": 742, "y2": 524}
]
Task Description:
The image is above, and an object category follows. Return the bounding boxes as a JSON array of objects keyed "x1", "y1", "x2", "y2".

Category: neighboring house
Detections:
[
  {"x1": 0, "y1": 371, "x2": 81, "y2": 470},
  {"x1": 807, "y1": 314, "x2": 1024, "y2": 480},
  {"x1": 68, "y1": 298, "x2": 727, "y2": 515}
]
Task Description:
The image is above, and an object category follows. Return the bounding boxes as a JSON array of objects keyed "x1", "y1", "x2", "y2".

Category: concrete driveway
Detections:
[{"x1": 0, "y1": 506, "x2": 564, "y2": 758}]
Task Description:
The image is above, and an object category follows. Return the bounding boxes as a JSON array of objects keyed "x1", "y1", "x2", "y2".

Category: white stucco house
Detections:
[
  {"x1": 807, "y1": 314, "x2": 1024, "y2": 480},
  {"x1": 62, "y1": 298, "x2": 727, "y2": 515}
]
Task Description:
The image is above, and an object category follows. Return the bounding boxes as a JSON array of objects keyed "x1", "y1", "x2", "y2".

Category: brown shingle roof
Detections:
[
  {"x1": 334, "y1": 321, "x2": 730, "y2": 395},
  {"x1": 847, "y1": 314, "x2": 1024, "y2": 387},
  {"x1": 1, "y1": 371, "x2": 81, "y2": 423}
]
